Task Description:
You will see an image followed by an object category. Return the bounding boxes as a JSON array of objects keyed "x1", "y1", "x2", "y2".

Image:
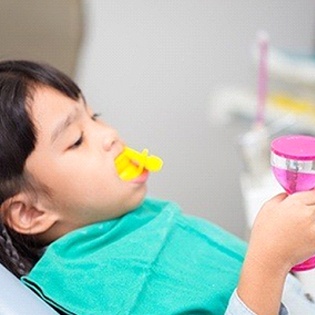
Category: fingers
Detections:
[
  {"x1": 264, "y1": 192, "x2": 287, "y2": 206},
  {"x1": 266, "y1": 190, "x2": 315, "y2": 207},
  {"x1": 288, "y1": 190, "x2": 315, "y2": 206}
]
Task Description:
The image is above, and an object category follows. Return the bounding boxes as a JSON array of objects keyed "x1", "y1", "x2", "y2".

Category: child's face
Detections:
[{"x1": 24, "y1": 86, "x2": 148, "y2": 236}]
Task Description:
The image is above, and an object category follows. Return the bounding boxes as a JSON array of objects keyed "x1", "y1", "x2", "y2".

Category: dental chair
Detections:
[
  {"x1": 0, "y1": 2, "x2": 84, "y2": 313},
  {"x1": 0, "y1": 1, "x2": 85, "y2": 313},
  {"x1": 0, "y1": 264, "x2": 58, "y2": 315}
]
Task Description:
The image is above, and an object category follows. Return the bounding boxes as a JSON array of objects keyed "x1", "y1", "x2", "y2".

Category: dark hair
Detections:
[{"x1": 0, "y1": 60, "x2": 81, "y2": 277}]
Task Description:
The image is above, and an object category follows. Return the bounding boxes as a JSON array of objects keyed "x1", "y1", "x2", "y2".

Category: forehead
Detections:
[{"x1": 29, "y1": 86, "x2": 83, "y2": 135}]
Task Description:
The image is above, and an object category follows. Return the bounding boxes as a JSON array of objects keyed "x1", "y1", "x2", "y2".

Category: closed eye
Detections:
[
  {"x1": 67, "y1": 112, "x2": 101, "y2": 150},
  {"x1": 69, "y1": 132, "x2": 84, "y2": 149},
  {"x1": 91, "y1": 113, "x2": 101, "y2": 121}
]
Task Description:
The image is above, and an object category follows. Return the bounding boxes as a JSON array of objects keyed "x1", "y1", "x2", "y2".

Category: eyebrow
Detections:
[
  {"x1": 50, "y1": 107, "x2": 81, "y2": 144},
  {"x1": 50, "y1": 97, "x2": 88, "y2": 144}
]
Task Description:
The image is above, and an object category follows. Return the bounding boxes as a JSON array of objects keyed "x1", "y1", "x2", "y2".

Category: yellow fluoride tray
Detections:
[{"x1": 115, "y1": 146, "x2": 163, "y2": 181}]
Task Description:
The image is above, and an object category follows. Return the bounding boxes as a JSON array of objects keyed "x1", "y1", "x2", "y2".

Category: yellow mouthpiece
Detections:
[{"x1": 115, "y1": 146, "x2": 163, "y2": 181}]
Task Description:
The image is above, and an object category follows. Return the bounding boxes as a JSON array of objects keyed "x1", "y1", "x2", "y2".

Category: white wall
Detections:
[{"x1": 77, "y1": 0, "x2": 315, "y2": 238}]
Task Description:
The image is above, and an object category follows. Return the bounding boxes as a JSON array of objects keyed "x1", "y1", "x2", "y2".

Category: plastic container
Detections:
[
  {"x1": 115, "y1": 146, "x2": 163, "y2": 181},
  {"x1": 271, "y1": 135, "x2": 315, "y2": 271}
]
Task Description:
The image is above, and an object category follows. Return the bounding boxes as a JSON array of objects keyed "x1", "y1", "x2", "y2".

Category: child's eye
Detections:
[
  {"x1": 70, "y1": 133, "x2": 84, "y2": 149},
  {"x1": 91, "y1": 113, "x2": 101, "y2": 121}
]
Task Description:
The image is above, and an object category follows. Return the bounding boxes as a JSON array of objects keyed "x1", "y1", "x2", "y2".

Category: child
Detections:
[{"x1": 0, "y1": 60, "x2": 314, "y2": 315}]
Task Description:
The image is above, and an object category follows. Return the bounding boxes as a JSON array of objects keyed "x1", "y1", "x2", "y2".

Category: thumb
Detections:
[{"x1": 263, "y1": 192, "x2": 288, "y2": 207}]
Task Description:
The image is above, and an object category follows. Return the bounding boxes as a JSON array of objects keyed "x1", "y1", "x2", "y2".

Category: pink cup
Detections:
[{"x1": 271, "y1": 135, "x2": 315, "y2": 271}]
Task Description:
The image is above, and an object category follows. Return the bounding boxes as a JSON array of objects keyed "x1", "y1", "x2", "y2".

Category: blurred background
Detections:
[{"x1": 1, "y1": 0, "x2": 314, "y2": 238}]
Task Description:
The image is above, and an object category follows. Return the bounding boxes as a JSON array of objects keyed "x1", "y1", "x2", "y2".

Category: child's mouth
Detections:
[{"x1": 115, "y1": 147, "x2": 163, "y2": 181}]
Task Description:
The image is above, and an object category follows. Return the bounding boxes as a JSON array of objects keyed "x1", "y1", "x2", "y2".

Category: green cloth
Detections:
[{"x1": 22, "y1": 198, "x2": 247, "y2": 315}]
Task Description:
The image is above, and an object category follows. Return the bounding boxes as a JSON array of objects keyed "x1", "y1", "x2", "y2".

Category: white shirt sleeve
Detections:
[
  {"x1": 225, "y1": 290, "x2": 288, "y2": 315},
  {"x1": 281, "y1": 273, "x2": 315, "y2": 314}
]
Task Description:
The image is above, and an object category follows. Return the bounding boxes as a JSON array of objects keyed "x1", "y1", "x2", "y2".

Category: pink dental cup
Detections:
[{"x1": 271, "y1": 135, "x2": 315, "y2": 271}]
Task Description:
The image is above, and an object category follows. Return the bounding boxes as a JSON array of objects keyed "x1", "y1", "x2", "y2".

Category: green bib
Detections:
[{"x1": 22, "y1": 198, "x2": 246, "y2": 315}]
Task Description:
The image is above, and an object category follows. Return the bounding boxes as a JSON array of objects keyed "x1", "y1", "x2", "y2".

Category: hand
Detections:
[
  {"x1": 236, "y1": 191, "x2": 315, "y2": 315},
  {"x1": 248, "y1": 191, "x2": 315, "y2": 273}
]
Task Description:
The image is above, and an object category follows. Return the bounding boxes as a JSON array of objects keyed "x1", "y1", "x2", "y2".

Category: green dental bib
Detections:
[{"x1": 22, "y1": 198, "x2": 246, "y2": 315}]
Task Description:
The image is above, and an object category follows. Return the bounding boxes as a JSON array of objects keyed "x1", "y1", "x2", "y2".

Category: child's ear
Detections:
[{"x1": 2, "y1": 192, "x2": 58, "y2": 235}]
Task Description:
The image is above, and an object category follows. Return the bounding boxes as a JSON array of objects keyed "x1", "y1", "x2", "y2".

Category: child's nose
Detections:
[{"x1": 102, "y1": 126, "x2": 120, "y2": 151}]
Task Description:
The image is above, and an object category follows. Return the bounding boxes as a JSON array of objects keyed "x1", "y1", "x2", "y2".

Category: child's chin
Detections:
[{"x1": 128, "y1": 194, "x2": 147, "y2": 212}]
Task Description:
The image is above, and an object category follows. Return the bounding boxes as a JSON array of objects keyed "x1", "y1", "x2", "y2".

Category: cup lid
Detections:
[{"x1": 271, "y1": 135, "x2": 315, "y2": 161}]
